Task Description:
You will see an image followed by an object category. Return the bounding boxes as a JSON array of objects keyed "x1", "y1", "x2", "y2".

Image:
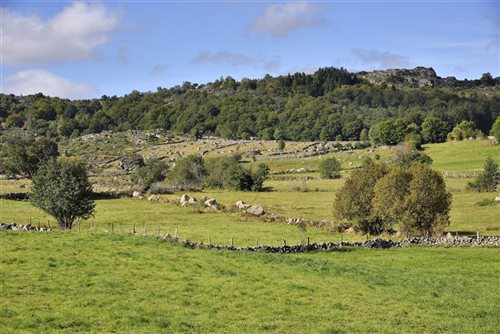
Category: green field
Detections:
[
  {"x1": 1, "y1": 139, "x2": 499, "y2": 333},
  {"x1": 1, "y1": 232, "x2": 499, "y2": 333}
]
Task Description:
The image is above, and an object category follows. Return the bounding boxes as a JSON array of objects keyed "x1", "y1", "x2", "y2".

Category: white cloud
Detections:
[
  {"x1": 4, "y1": 69, "x2": 98, "y2": 100},
  {"x1": 192, "y1": 51, "x2": 280, "y2": 72},
  {"x1": 3, "y1": 2, "x2": 120, "y2": 64},
  {"x1": 352, "y1": 49, "x2": 410, "y2": 69},
  {"x1": 246, "y1": 2, "x2": 327, "y2": 38}
]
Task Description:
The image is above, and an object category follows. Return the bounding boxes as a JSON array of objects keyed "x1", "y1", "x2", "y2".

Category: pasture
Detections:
[{"x1": 1, "y1": 232, "x2": 499, "y2": 333}]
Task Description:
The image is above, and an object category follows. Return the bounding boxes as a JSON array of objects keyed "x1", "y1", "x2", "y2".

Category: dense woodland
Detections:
[{"x1": 1, "y1": 67, "x2": 499, "y2": 142}]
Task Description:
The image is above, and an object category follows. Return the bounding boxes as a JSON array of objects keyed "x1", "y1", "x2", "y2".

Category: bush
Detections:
[
  {"x1": 168, "y1": 155, "x2": 206, "y2": 190},
  {"x1": 467, "y1": 157, "x2": 499, "y2": 192},
  {"x1": 31, "y1": 158, "x2": 95, "y2": 229},
  {"x1": 251, "y1": 164, "x2": 270, "y2": 191},
  {"x1": 489, "y1": 117, "x2": 500, "y2": 141},
  {"x1": 134, "y1": 159, "x2": 169, "y2": 191},
  {"x1": 319, "y1": 157, "x2": 341, "y2": 179},
  {"x1": 394, "y1": 151, "x2": 433, "y2": 168}
]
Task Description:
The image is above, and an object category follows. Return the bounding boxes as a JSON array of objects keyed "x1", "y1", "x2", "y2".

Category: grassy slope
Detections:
[
  {"x1": 423, "y1": 140, "x2": 499, "y2": 173},
  {"x1": 1, "y1": 232, "x2": 499, "y2": 333}
]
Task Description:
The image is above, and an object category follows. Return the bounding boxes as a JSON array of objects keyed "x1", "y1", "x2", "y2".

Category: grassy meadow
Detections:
[
  {"x1": 1, "y1": 232, "x2": 499, "y2": 333},
  {"x1": 0, "y1": 139, "x2": 499, "y2": 333}
]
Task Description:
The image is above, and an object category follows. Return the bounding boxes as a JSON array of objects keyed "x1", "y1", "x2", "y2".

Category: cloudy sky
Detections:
[{"x1": 2, "y1": 1, "x2": 499, "y2": 99}]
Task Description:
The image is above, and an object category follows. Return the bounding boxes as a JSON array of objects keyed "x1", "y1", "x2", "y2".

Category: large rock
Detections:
[
  {"x1": 180, "y1": 194, "x2": 197, "y2": 206},
  {"x1": 246, "y1": 205, "x2": 264, "y2": 216},
  {"x1": 235, "y1": 201, "x2": 251, "y2": 210},
  {"x1": 132, "y1": 191, "x2": 142, "y2": 198},
  {"x1": 204, "y1": 198, "x2": 218, "y2": 210}
]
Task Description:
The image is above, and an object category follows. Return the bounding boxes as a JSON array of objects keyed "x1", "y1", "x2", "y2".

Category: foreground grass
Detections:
[{"x1": 1, "y1": 232, "x2": 499, "y2": 333}]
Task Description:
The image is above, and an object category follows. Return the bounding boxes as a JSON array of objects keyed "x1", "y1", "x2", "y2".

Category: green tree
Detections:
[
  {"x1": 369, "y1": 120, "x2": 407, "y2": 145},
  {"x1": 223, "y1": 163, "x2": 253, "y2": 191},
  {"x1": 489, "y1": 117, "x2": 500, "y2": 141},
  {"x1": 467, "y1": 157, "x2": 499, "y2": 192},
  {"x1": 3, "y1": 135, "x2": 59, "y2": 178},
  {"x1": 448, "y1": 120, "x2": 477, "y2": 141},
  {"x1": 373, "y1": 164, "x2": 451, "y2": 237},
  {"x1": 31, "y1": 158, "x2": 95, "y2": 230},
  {"x1": 400, "y1": 164, "x2": 452, "y2": 236},
  {"x1": 251, "y1": 163, "x2": 270, "y2": 191},
  {"x1": 372, "y1": 167, "x2": 413, "y2": 231},
  {"x1": 333, "y1": 162, "x2": 387, "y2": 234},
  {"x1": 168, "y1": 155, "x2": 206, "y2": 190},
  {"x1": 278, "y1": 140, "x2": 286, "y2": 152},
  {"x1": 134, "y1": 159, "x2": 169, "y2": 191},
  {"x1": 359, "y1": 128, "x2": 369, "y2": 142},
  {"x1": 421, "y1": 116, "x2": 449, "y2": 143},
  {"x1": 319, "y1": 157, "x2": 341, "y2": 179}
]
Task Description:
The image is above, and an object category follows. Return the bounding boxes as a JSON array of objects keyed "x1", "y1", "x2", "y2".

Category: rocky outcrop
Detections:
[{"x1": 246, "y1": 205, "x2": 264, "y2": 216}]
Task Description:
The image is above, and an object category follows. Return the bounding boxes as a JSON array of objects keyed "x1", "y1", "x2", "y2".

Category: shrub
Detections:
[
  {"x1": 467, "y1": 157, "x2": 499, "y2": 192},
  {"x1": 319, "y1": 157, "x2": 341, "y2": 179},
  {"x1": 168, "y1": 155, "x2": 206, "y2": 190},
  {"x1": 134, "y1": 159, "x2": 169, "y2": 191}
]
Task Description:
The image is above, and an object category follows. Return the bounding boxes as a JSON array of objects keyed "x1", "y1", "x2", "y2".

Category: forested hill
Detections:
[{"x1": 1, "y1": 67, "x2": 499, "y2": 142}]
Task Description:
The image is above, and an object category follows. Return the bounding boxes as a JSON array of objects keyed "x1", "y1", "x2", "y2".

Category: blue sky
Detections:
[{"x1": 2, "y1": 1, "x2": 499, "y2": 99}]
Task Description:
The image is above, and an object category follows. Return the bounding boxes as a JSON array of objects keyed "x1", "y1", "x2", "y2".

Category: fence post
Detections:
[
  {"x1": 307, "y1": 236, "x2": 310, "y2": 246},
  {"x1": 175, "y1": 228, "x2": 178, "y2": 238},
  {"x1": 477, "y1": 231, "x2": 480, "y2": 238},
  {"x1": 256, "y1": 239, "x2": 259, "y2": 247},
  {"x1": 48, "y1": 220, "x2": 51, "y2": 229},
  {"x1": 144, "y1": 224, "x2": 148, "y2": 236},
  {"x1": 157, "y1": 225, "x2": 160, "y2": 237},
  {"x1": 340, "y1": 234, "x2": 343, "y2": 243},
  {"x1": 283, "y1": 239, "x2": 287, "y2": 246},
  {"x1": 208, "y1": 237, "x2": 211, "y2": 248},
  {"x1": 231, "y1": 238, "x2": 234, "y2": 247},
  {"x1": 111, "y1": 223, "x2": 114, "y2": 233},
  {"x1": 132, "y1": 223, "x2": 136, "y2": 234}
]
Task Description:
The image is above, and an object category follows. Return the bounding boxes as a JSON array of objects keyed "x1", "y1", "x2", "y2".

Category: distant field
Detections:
[
  {"x1": 1, "y1": 140, "x2": 499, "y2": 240},
  {"x1": 1, "y1": 232, "x2": 499, "y2": 333},
  {"x1": 423, "y1": 140, "x2": 499, "y2": 173}
]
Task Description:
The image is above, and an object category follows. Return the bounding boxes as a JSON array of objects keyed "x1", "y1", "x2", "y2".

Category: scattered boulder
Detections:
[
  {"x1": 246, "y1": 205, "x2": 264, "y2": 216},
  {"x1": 180, "y1": 194, "x2": 197, "y2": 206},
  {"x1": 235, "y1": 201, "x2": 250, "y2": 210},
  {"x1": 132, "y1": 191, "x2": 142, "y2": 198},
  {"x1": 204, "y1": 198, "x2": 218, "y2": 210}
]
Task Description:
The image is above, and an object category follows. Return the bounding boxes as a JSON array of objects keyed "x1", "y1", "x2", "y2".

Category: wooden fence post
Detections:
[
  {"x1": 175, "y1": 228, "x2": 178, "y2": 238},
  {"x1": 307, "y1": 236, "x2": 310, "y2": 246},
  {"x1": 283, "y1": 239, "x2": 287, "y2": 246},
  {"x1": 48, "y1": 220, "x2": 51, "y2": 229},
  {"x1": 256, "y1": 239, "x2": 259, "y2": 247},
  {"x1": 208, "y1": 237, "x2": 211, "y2": 247},
  {"x1": 132, "y1": 223, "x2": 136, "y2": 234},
  {"x1": 144, "y1": 224, "x2": 148, "y2": 236},
  {"x1": 111, "y1": 223, "x2": 114, "y2": 233},
  {"x1": 231, "y1": 238, "x2": 234, "y2": 247}
]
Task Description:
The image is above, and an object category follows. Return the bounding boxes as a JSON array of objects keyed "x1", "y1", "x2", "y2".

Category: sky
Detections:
[{"x1": 1, "y1": 0, "x2": 499, "y2": 99}]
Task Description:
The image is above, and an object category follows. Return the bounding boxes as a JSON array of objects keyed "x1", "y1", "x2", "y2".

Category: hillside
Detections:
[{"x1": 1, "y1": 67, "x2": 498, "y2": 142}]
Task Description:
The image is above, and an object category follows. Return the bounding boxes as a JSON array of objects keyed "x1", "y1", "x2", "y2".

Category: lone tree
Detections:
[
  {"x1": 133, "y1": 158, "x2": 169, "y2": 191},
  {"x1": 319, "y1": 157, "x2": 341, "y2": 179},
  {"x1": 31, "y1": 158, "x2": 95, "y2": 230},
  {"x1": 467, "y1": 157, "x2": 499, "y2": 192}
]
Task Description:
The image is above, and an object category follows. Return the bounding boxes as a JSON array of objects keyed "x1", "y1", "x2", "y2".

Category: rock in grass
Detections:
[
  {"x1": 235, "y1": 201, "x2": 250, "y2": 210},
  {"x1": 180, "y1": 194, "x2": 197, "y2": 206},
  {"x1": 204, "y1": 198, "x2": 218, "y2": 210},
  {"x1": 247, "y1": 205, "x2": 264, "y2": 216}
]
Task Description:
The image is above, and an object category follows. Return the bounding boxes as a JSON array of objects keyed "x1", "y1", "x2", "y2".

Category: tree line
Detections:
[{"x1": 1, "y1": 67, "x2": 498, "y2": 142}]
